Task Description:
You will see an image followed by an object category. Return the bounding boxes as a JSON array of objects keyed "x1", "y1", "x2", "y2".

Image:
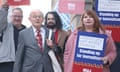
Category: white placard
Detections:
[
  {"x1": 78, "y1": 35, "x2": 104, "y2": 51},
  {"x1": 98, "y1": 0, "x2": 120, "y2": 12}
]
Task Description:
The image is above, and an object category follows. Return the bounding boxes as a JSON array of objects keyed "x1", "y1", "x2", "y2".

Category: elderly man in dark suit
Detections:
[{"x1": 13, "y1": 9, "x2": 54, "y2": 72}]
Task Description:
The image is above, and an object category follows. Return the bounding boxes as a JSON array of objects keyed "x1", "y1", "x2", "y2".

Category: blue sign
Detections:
[
  {"x1": 95, "y1": 0, "x2": 120, "y2": 26},
  {"x1": 74, "y1": 31, "x2": 107, "y2": 65}
]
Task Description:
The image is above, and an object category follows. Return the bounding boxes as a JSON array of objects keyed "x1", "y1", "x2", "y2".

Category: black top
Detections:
[{"x1": 14, "y1": 24, "x2": 26, "y2": 52}]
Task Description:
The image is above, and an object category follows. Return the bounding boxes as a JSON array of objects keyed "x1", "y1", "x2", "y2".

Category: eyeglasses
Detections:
[
  {"x1": 13, "y1": 15, "x2": 23, "y2": 18},
  {"x1": 32, "y1": 16, "x2": 43, "y2": 19}
]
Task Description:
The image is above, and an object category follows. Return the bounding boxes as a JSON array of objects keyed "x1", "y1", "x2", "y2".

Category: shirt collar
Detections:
[{"x1": 32, "y1": 26, "x2": 44, "y2": 32}]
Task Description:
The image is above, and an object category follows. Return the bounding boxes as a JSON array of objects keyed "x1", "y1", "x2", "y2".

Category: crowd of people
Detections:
[{"x1": 0, "y1": 1, "x2": 117, "y2": 72}]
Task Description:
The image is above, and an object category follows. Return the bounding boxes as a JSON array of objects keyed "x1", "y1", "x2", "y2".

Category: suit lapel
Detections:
[
  {"x1": 43, "y1": 27, "x2": 50, "y2": 53},
  {"x1": 28, "y1": 27, "x2": 40, "y2": 50}
]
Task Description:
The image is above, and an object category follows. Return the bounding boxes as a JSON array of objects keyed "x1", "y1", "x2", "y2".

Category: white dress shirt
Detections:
[{"x1": 32, "y1": 26, "x2": 45, "y2": 48}]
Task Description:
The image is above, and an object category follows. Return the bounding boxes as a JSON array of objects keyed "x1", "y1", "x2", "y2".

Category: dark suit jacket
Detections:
[{"x1": 13, "y1": 26, "x2": 54, "y2": 72}]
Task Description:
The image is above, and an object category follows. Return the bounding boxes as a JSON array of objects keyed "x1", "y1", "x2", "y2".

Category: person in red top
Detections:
[{"x1": 44, "y1": 11, "x2": 69, "y2": 71}]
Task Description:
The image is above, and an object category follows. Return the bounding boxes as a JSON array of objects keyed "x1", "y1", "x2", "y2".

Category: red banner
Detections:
[
  {"x1": 73, "y1": 63, "x2": 103, "y2": 72},
  {"x1": 8, "y1": 0, "x2": 30, "y2": 6},
  {"x1": 104, "y1": 26, "x2": 120, "y2": 42},
  {"x1": 59, "y1": 0, "x2": 85, "y2": 14}
]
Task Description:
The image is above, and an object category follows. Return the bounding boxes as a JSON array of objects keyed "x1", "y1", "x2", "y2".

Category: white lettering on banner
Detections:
[
  {"x1": 76, "y1": 54, "x2": 82, "y2": 58},
  {"x1": 82, "y1": 54, "x2": 101, "y2": 60},
  {"x1": 83, "y1": 68, "x2": 91, "y2": 72},
  {"x1": 68, "y1": 3, "x2": 76, "y2": 10},
  {"x1": 80, "y1": 49, "x2": 95, "y2": 55},
  {"x1": 76, "y1": 53, "x2": 101, "y2": 60},
  {"x1": 102, "y1": 17, "x2": 120, "y2": 21},
  {"x1": 99, "y1": 12, "x2": 119, "y2": 17}
]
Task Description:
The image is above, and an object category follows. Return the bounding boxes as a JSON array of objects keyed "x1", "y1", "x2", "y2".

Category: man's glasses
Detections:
[
  {"x1": 32, "y1": 16, "x2": 43, "y2": 19},
  {"x1": 13, "y1": 15, "x2": 23, "y2": 18}
]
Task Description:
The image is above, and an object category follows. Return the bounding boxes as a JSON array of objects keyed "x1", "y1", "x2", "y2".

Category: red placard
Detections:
[
  {"x1": 59, "y1": 0, "x2": 85, "y2": 14},
  {"x1": 73, "y1": 62, "x2": 103, "y2": 72},
  {"x1": 8, "y1": 0, "x2": 30, "y2": 6}
]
